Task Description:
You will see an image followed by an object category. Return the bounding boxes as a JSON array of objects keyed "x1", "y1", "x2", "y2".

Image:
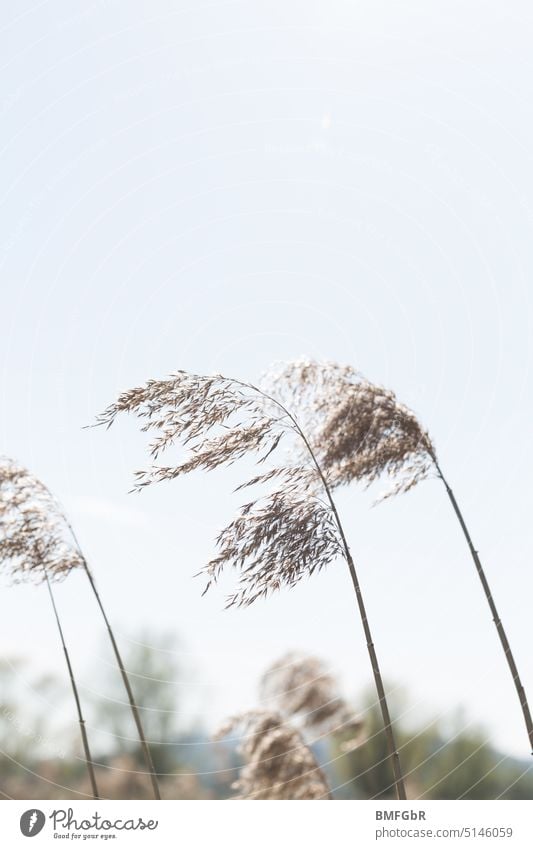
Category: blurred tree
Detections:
[
  {"x1": 333, "y1": 689, "x2": 533, "y2": 800},
  {"x1": 331, "y1": 687, "x2": 403, "y2": 799},
  {"x1": 91, "y1": 630, "x2": 185, "y2": 775}
]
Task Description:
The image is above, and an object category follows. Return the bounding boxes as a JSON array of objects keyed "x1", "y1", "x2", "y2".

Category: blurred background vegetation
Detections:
[{"x1": 1, "y1": 635, "x2": 532, "y2": 800}]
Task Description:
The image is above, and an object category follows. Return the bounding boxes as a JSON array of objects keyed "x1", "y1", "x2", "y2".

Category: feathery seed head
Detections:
[
  {"x1": 96, "y1": 372, "x2": 341, "y2": 606},
  {"x1": 216, "y1": 709, "x2": 331, "y2": 800},
  {"x1": 96, "y1": 360, "x2": 434, "y2": 605},
  {"x1": 263, "y1": 359, "x2": 435, "y2": 499},
  {"x1": 0, "y1": 458, "x2": 83, "y2": 583},
  {"x1": 260, "y1": 652, "x2": 364, "y2": 750}
]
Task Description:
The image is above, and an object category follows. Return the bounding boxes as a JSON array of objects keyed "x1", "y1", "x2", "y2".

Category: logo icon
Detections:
[{"x1": 20, "y1": 810, "x2": 46, "y2": 837}]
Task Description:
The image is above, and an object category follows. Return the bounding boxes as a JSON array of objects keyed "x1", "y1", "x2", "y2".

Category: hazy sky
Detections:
[{"x1": 1, "y1": 0, "x2": 532, "y2": 770}]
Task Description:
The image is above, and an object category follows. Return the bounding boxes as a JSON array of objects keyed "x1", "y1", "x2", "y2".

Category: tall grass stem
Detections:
[{"x1": 45, "y1": 574, "x2": 99, "y2": 798}]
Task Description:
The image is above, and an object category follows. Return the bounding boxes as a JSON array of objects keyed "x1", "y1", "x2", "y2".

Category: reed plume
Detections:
[
  {"x1": 0, "y1": 457, "x2": 98, "y2": 798},
  {"x1": 260, "y1": 653, "x2": 363, "y2": 751},
  {"x1": 263, "y1": 359, "x2": 433, "y2": 499},
  {"x1": 96, "y1": 368, "x2": 407, "y2": 798},
  {"x1": 216, "y1": 710, "x2": 331, "y2": 799},
  {"x1": 275, "y1": 359, "x2": 533, "y2": 757},
  {"x1": 0, "y1": 457, "x2": 161, "y2": 799}
]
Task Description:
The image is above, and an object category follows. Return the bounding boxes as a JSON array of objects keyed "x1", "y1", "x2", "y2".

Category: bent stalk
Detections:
[
  {"x1": 432, "y1": 456, "x2": 533, "y2": 756},
  {"x1": 65, "y1": 520, "x2": 161, "y2": 798},
  {"x1": 45, "y1": 575, "x2": 99, "y2": 799},
  {"x1": 82, "y1": 563, "x2": 162, "y2": 799},
  {"x1": 244, "y1": 381, "x2": 407, "y2": 800}
]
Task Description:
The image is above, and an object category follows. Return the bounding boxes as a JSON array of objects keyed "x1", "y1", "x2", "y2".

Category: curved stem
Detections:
[
  {"x1": 45, "y1": 575, "x2": 99, "y2": 799},
  {"x1": 82, "y1": 563, "x2": 162, "y2": 799},
  {"x1": 240, "y1": 380, "x2": 407, "y2": 800},
  {"x1": 432, "y1": 457, "x2": 533, "y2": 756},
  {"x1": 61, "y1": 517, "x2": 161, "y2": 799}
]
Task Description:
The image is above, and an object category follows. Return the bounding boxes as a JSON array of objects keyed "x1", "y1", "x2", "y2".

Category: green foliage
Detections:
[
  {"x1": 91, "y1": 630, "x2": 184, "y2": 774},
  {"x1": 333, "y1": 690, "x2": 533, "y2": 800}
]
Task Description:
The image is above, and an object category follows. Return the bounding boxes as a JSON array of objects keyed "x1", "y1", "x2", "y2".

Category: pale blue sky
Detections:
[{"x1": 1, "y1": 0, "x2": 532, "y2": 765}]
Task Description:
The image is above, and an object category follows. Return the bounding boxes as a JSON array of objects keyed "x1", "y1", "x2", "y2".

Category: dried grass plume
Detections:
[
  {"x1": 260, "y1": 653, "x2": 364, "y2": 751},
  {"x1": 216, "y1": 710, "x2": 331, "y2": 800},
  {"x1": 95, "y1": 371, "x2": 343, "y2": 606},
  {"x1": 262, "y1": 359, "x2": 435, "y2": 499},
  {"x1": 0, "y1": 457, "x2": 83, "y2": 583},
  {"x1": 96, "y1": 362, "x2": 409, "y2": 799}
]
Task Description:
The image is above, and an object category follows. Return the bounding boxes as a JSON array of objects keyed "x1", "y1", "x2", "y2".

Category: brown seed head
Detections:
[
  {"x1": 260, "y1": 652, "x2": 364, "y2": 750},
  {"x1": 0, "y1": 458, "x2": 83, "y2": 583},
  {"x1": 263, "y1": 359, "x2": 435, "y2": 499},
  {"x1": 96, "y1": 372, "x2": 341, "y2": 605},
  {"x1": 216, "y1": 709, "x2": 331, "y2": 800}
]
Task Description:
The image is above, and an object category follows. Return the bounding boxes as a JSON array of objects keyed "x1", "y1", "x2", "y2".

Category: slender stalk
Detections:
[
  {"x1": 60, "y1": 518, "x2": 161, "y2": 798},
  {"x1": 82, "y1": 563, "x2": 162, "y2": 799},
  {"x1": 242, "y1": 380, "x2": 407, "y2": 800},
  {"x1": 432, "y1": 457, "x2": 533, "y2": 756},
  {"x1": 45, "y1": 575, "x2": 99, "y2": 799}
]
